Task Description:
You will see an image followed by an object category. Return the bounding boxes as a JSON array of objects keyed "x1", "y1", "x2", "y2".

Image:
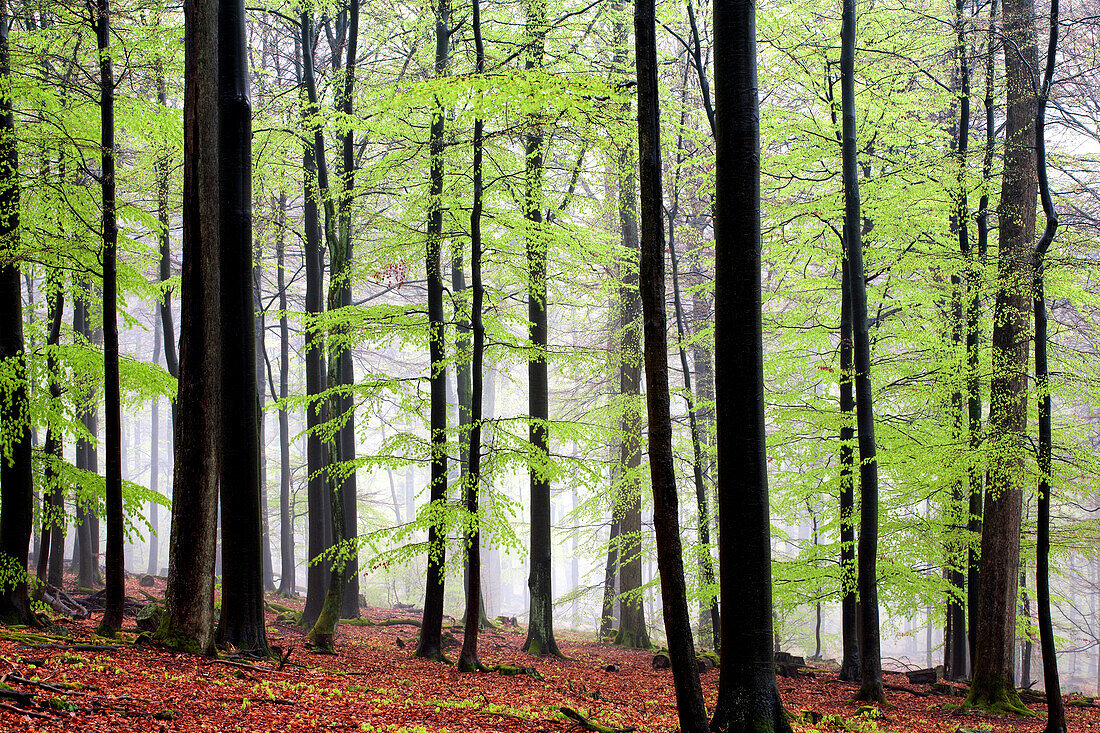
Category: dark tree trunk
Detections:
[
  {"x1": 840, "y1": 0, "x2": 884, "y2": 703},
  {"x1": 309, "y1": 0, "x2": 362, "y2": 645},
  {"x1": 298, "y1": 16, "x2": 330, "y2": 630},
  {"x1": 73, "y1": 286, "x2": 102, "y2": 588},
  {"x1": 942, "y1": 0, "x2": 970, "y2": 683},
  {"x1": 967, "y1": 0, "x2": 997, "y2": 669},
  {"x1": 276, "y1": 195, "x2": 295, "y2": 597},
  {"x1": 39, "y1": 279, "x2": 65, "y2": 590},
  {"x1": 838, "y1": 257, "x2": 860, "y2": 683},
  {"x1": 967, "y1": 0, "x2": 1036, "y2": 714},
  {"x1": 148, "y1": 313, "x2": 161, "y2": 577},
  {"x1": 156, "y1": 0, "x2": 222, "y2": 655},
  {"x1": 1033, "y1": 6, "x2": 1065, "y2": 729},
  {"x1": 635, "y1": 0, "x2": 708, "y2": 724},
  {"x1": 255, "y1": 261, "x2": 275, "y2": 593},
  {"x1": 96, "y1": 0, "x2": 125, "y2": 636},
  {"x1": 416, "y1": 0, "x2": 450, "y2": 661},
  {"x1": 457, "y1": 4, "x2": 486, "y2": 671},
  {"x1": 216, "y1": 0, "x2": 269, "y2": 655},
  {"x1": 0, "y1": 0, "x2": 33, "y2": 621},
  {"x1": 667, "y1": 62, "x2": 719, "y2": 652},
  {"x1": 709, "y1": 1, "x2": 790, "y2": 730},
  {"x1": 521, "y1": 0, "x2": 560, "y2": 659}
]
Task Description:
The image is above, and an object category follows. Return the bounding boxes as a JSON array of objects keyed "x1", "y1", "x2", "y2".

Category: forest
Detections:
[{"x1": 0, "y1": 0, "x2": 1097, "y2": 729}]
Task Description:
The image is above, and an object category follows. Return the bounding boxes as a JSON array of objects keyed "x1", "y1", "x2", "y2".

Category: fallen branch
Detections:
[
  {"x1": 0, "y1": 701, "x2": 51, "y2": 719},
  {"x1": 560, "y1": 706, "x2": 636, "y2": 733}
]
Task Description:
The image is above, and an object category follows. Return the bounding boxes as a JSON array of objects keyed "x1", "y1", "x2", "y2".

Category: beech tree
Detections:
[
  {"x1": 0, "y1": 0, "x2": 33, "y2": 626},
  {"x1": 709, "y1": 0, "x2": 790, "y2": 730},
  {"x1": 156, "y1": 0, "x2": 223, "y2": 655}
]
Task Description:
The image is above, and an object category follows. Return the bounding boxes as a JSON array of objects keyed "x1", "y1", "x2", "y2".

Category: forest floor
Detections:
[{"x1": 0, "y1": 575, "x2": 1095, "y2": 732}]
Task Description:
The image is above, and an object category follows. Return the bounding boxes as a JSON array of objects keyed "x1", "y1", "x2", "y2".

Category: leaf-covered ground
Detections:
[{"x1": 1, "y1": 577, "x2": 1096, "y2": 732}]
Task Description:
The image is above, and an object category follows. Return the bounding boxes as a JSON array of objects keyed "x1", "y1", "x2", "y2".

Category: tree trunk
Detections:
[
  {"x1": 839, "y1": 0, "x2": 884, "y2": 702},
  {"x1": 635, "y1": 0, "x2": 708, "y2": 724},
  {"x1": 73, "y1": 286, "x2": 101, "y2": 588},
  {"x1": 838, "y1": 257, "x2": 861, "y2": 683},
  {"x1": 255, "y1": 259, "x2": 275, "y2": 593},
  {"x1": 521, "y1": 0, "x2": 561, "y2": 659},
  {"x1": 298, "y1": 17, "x2": 330, "y2": 629},
  {"x1": 96, "y1": 0, "x2": 125, "y2": 636},
  {"x1": 416, "y1": 0, "x2": 450, "y2": 661},
  {"x1": 967, "y1": 0, "x2": 997, "y2": 670},
  {"x1": 1032, "y1": 7, "x2": 1065, "y2": 729},
  {"x1": 458, "y1": 6, "x2": 486, "y2": 671},
  {"x1": 709, "y1": 1, "x2": 791, "y2": 730},
  {"x1": 966, "y1": 0, "x2": 1036, "y2": 714},
  {"x1": 156, "y1": 0, "x2": 222, "y2": 655},
  {"x1": 0, "y1": 0, "x2": 34, "y2": 622},
  {"x1": 148, "y1": 313, "x2": 161, "y2": 577},
  {"x1": 214, "y1": 0, "x2": 269, "y2": 655},
  {"x1": 276, "y1": 195, "x2": 295, "y2": 597}
]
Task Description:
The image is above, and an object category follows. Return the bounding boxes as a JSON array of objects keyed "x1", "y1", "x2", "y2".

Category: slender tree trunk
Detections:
[
  {"x1": 521, "y1": 0, "x2": 561, "y2": 658},
  {"x1": 148, "y1": 313, "x2": 161, "y2": 577},
  {"x1": 635, "y1": 0, "x2": 707, "y2": 724},
  {"x1": 96, "y1": 0, "x2": 125, "y2": 636},
  {"x1": 838, "y1": 257, "x2": 861, "y2": 682},
  {"x1": 298, "y1": 18, "x2": 330, "y2": 629},
  {"x1": 968, "y1": 0, "x2": 997, "y2": 670},
  {"x1": 40, "y1": 278, "x2": 65, "y2": 590},
  {"x1": 156, "y1": 0, "x2": 222, "y2": 655},
  {"x1": 1032, "y1": 6, "x2": 1065, "y2": 729},
  {"x1": 967, "y1": 0, "x2": 1037, "y2": 713},
  {"x1": 611, "y1": 3, "x2": 648, "y2": 651},
  {"x1": 73, "y1": 287, "x2": 102, "y2": 588},
  {"x1": 839, "y1": 0, "x2": 884, "y2": 702},
  {"x1": 255, "y1": 259, "x2": 275, "y2": 593},
  {"x1": 416, "y1": 0, "x2": 450, "y2": 661},
  {"x1": 457, "y1": 4, "x2": 486, "y2": 671},
  {"x1": 276, "y1": 195, "x2": 295, "y2": 597},
  {"x1": 709, "y1": 1, "x2": 790, "y2": 730}
]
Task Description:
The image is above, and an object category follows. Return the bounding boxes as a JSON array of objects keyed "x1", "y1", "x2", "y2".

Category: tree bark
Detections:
[
  {"x1": 840, "y1": 0, "x2": 884, "y2": 702},
  {"x1": 276, "y1": 195, "x2": 295, "y2": 597},
  {"x1": 0, "y1": 0, "x2": 34, "y2": 622},
  {"x1": 966, "y1": 0, "x2": 1036, "y2": 713},
  {"x1": 458, "y1": 4, "x2": 486, "y2": 671},
  {"x1": 156, "y1": 0, "x2": 222, "y2": 655},
  {"x1": 96, "y1": 0, "x2": 125, "y2": 636},
  {"x1": 635, "y1": 0, "x2": 708, "y2": 724},
  {"x1": 838, "y1": 257, "x2": 860, "y2": 682},
  {"x1": 709, "y1": 0, "x2": 790, "y2": 729},
  {"x1": 416, "y1": 0, "x2": 450, "y2": 661}
]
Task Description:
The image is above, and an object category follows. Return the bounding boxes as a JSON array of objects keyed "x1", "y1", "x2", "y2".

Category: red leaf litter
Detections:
[{"x1": 1, "y1": 577, "x2": 1095, "y2": 732}]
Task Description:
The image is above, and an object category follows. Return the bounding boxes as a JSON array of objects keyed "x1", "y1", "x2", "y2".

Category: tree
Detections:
[
  {"x1": 838, "y1": 256, "x2": 860, "y2": 683},
  {"x1": 634, "y1": 0, "x2": 707, "y2": 724},
  {"x1": 416, "y1": 0, "x2": 451, "y2": 662},
  {"x1": 156, "y1": 0, "x2": 223, "y2": 656},
  {"x1": 97, "y1": 0, "x2": 125, "y2": 637},
  {"x1": 457, "y1": 0, "x2": 486, "y2": 671},
  {"x1": 522, "y1": 0, "x2": 562, "y2": 659},
  {"x1": 611, "y1": 2, "x2": 648, "y2": 651},
  {"x1": 1032, "y1": 3, "x2": 1065, "y2": 730},
  {"x1": 0, "y1": 0, "x2": 34, "y2": 626},
  {"x1": 709, "y1": 0, "x2": 790, "y2": 729},
  {"x1": 840, "y1": 0, "x2": 884, "y2": 703},
  {"x1": 275, "y1": 196, "x2": 295, "y2": 598},
  {"x1": 216, "y1": 0, "x2": 269, "y2": 655},
  {"x1": 966, "y1": 0, "x2": 1038, "y2": 714}
]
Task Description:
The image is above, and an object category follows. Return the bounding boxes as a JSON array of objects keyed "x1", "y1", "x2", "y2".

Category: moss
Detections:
[
  {"x1": 152, "y1": 614, "x2": 206, "y2": 656},
  {"x1": 613, "y1": 628, "x2": 650, "y2": 650},
  {"x1": 964, "y1": 672, "x2": 1035, "y2": 717}
]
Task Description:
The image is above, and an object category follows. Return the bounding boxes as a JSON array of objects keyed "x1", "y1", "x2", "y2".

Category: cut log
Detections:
[{"x1": 904, "y1": 667, "x2": 940, "y2": 685}]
